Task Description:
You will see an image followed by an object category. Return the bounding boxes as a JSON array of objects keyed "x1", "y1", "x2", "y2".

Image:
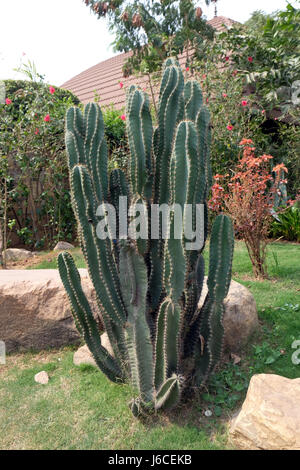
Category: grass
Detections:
[{"x1": 1, "y1": 241, "x2": 299, "y2": 450}]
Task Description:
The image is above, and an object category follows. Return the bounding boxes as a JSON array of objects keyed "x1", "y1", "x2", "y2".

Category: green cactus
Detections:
[{"x1": 58, "y1": 59, "x2": 234, "y2": 415}]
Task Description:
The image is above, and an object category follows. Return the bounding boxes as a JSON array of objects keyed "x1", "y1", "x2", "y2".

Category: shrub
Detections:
[
  {"x1": 193, "y1": 4, "x2": 300, "y2": 199},
  {"x1": 270, "y1": 204, "x2": 300, "y2": 242},
  {"x1": 209, "y1": 138, "x2": 292, "y2": 278},
  {"x1": 102, "y1": 106, "x2": 129, "y2": 172},
  {"x1": 0, "y1": 80, "x2": 79, "y2": 250}
]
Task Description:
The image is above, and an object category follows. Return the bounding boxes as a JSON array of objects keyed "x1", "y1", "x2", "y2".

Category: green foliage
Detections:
[
  {"x1": 58, "y1": 59, "x2": 234, "y2": 415},
  {"x1": 212, "y1": 3, "x2": 300, "y2": 115},
  {"x1": 102, "y1": 106, "x2": 129, "y2": 171},
  {"x1": 270, "y1": 204, "x2": 300, "y2": 242},
  {"x1": 83, "y1": 0, "x2": 214, "y2": 76},
  {"x1": 0, "y1": 80, "x2": 79, "y2": 249},
  {"x1": 194, "y1": 4, "x2": 300, "y2": 198}
]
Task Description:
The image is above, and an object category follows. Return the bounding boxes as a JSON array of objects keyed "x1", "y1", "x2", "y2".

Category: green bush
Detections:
[
  {"x1": 102, "y1": 106, "x2": 129, "y2": 172},
  {"x1": 0, "y1": 80, "x2": 79, "y2": 250},
  {"x1": 270, "y1": 204, "x2": 300, "y2": 242}
]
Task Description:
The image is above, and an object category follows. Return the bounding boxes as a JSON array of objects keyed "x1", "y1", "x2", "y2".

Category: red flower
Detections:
[
  {"x1": 262, "y1": 109, "x2": 265, "y2": 114},
  {"x1": 5, "y1": 98, "x2": 12, "y2": 105},
  {"x1": 202, "y1": 74, "x2": 206, "y2": 79},
  {"x1": 223, "y1": 93, "x2": 228, "y2": 98},
  {"x1": 119, "y1": 82, "x2": 124, "y2": 89},
  {"x1": 248, "y1": 56, "x2": 253, "y2": 62},
  {"x1": 240, "y1": 138, "x2": 253, "y2": 146},
  {"x1": 49, "y1": 86, "x2": 55, "y2": 95},
  {"x1": 232, "y1": 70, "x2": 238, "y2": 76},
  {"x1": 34, "y1": 128, "x2": 39, "y2": 135},
  {"x1": 44, "y1": 114, "x2": 51, "y2": 122},
  {"x1": 241, "y1": 100, "x2": 248, "y2": 106},
  {"x1": 206, "y1": 98, "x2": 209, "y2": 103},
  {"x1": 186, "y1": 67, "x2": 190, "y2": 72},
  {"x1": 227, "y1": 125, "x2": 233, "y2": 131},
  {"x1": 120, "y1": 114, "x2": 126, "y2": 121},
  {"x1": 225, "y1": 56, "x2": 230, "y2": 62}
]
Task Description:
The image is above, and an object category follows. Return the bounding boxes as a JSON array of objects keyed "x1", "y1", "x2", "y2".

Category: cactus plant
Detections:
[{"x1": 58, "y1": 58, "x2": 234, "y2": 414}]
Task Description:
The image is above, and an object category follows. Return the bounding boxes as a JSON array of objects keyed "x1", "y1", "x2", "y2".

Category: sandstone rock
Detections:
[
  {"x1": 34, "y1": 371, "x2": 49, "y2": 384},
  {"x1": 0, "y1": 269, "x2": 100, "y2": 353},
  {"x1": 100, "y1": 332, "x2": 114, "y2": 357},
  {"x1": 4, "y1": 248, "x2": 34, "y2": 262},
  {"x1": 73, "y1": 344, "x2": 97, "y2": 367},
  {"x1": 73, "y1": 333, "x2": 114, "y2": 367},
  {"x1": 53, "y1": 241, "x2": 75, "y2": 251},
  {"x1": 1, "y1": 268, "x2": 256, "y2": 355},
  {"x1": 199, "y1": 278, "x2": 258, "y2": 352},
  {"x1": 230, "y1": 374, "x2": 300, "y2": 450}
]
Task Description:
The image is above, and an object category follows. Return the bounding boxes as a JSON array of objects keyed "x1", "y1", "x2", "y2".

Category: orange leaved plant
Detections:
[{"x1": 209, "y1": 138, "x2": 290, "y2": 278}]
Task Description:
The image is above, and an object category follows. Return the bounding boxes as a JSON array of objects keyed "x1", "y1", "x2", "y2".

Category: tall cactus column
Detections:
[{"x1": 58, "y1": 58, "x2": 234, "y2": 416}]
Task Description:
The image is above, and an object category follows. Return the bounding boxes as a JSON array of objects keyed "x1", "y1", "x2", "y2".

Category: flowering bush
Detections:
[
  {"x1": 0, "y1": 80, "x2": 79, "y2": 250},
  {"x1": 209, "y1": 139, "x2": 292, "y2": 278},
  {"x1": 193, "y1": 5, "x2": 300, "y2": 198},
  {"x1": 101, "y1": 105, "x2": 128, "y2": 172}
]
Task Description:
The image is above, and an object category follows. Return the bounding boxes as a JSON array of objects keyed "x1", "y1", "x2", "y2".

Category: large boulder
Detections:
[
  {"x1": 0, "y1": 269, "x2": 99, "y2": 352},
  {"x1": 1, "y1": 269, "x2": 257, "y2": 354},
  {"x1": 199, "y1": 278, "x2": 258, "y2": 352},
  {"x1": 4, "y1": 248, "x2": 35, "y2": 262},
  {"x1": 230, "y1": 374, "x2": 300, "y2": 450},
  {"x1": 53, "y1": 241, "x2": 75, "y2": 251}
]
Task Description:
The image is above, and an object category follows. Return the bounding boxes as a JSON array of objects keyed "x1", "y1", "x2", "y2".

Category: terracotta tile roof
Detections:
[{"x1": 61, "y1": 16, "x2": 238, "y2": 109}]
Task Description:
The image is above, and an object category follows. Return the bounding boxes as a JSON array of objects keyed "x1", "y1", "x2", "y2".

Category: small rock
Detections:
[
  {"x1": 230, "y1": 374, "x2": 300, "y2": 450},
  {"x1": 101, "y1": 332, "x2": 114, "y2": 357},
  {"x1": 73, "y1": 344, "x2": 97, "y2": 367},
  {"x1": 34, "y1": 371, "x2": 49, "y2": 385},
  {"x1": 4, "y1": 248, "x2": 34, "y2": 262},
  {"x1": 53, "y1": 241, "x2": 75, "y2": 251},
  {"x1": 73, "y1": 333, "x2": 115, "y2": 367}
]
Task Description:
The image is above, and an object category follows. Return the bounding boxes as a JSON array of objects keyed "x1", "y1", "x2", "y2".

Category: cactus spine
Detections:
[{"x1": 58, "y1": 59, "x2": 234, "y2": 414}]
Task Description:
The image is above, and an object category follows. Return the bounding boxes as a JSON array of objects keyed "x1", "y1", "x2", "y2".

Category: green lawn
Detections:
[{"x1": 1, "y1": 241, "x2": 299, "y2": 450}]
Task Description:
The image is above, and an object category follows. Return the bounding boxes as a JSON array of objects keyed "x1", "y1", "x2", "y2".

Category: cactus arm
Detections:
[
  {"x1": 66, "y1": 104, "x2": 108, "y2": 203},
  {"x1": 83, "y1": 103, "x2": 108, "y2": 202},
  {"x1": 126, "y1": 88, "x2": 153, "y2": 199},
  {"x1": 195, "y1": 214, "x2": 234, "y2": 385},
  {"x1": 184, "y1": 80, "x2": 203, "y2": 121},
  {"x1": 154, "y1": 64, "x2": 184, "y2": 206},
  {"x1": 71, "y1": 165, "x2": 127, "y2": 327},
  {"x1": 57, "y1": 252, "x2": 123, "y2": 383},
  {"x1": 165, "y1": 300, "x2": 181, "y2": 378},
  {"x1": 155, "y1": 374, "x2": 181, "y2": 410},
  {"x1": 149, "y1": 63, "x2": 184, "y2": 311},
  {"x1": 119, "y1": 244, "x2": 154, "y2": 404},
  {"x1": 154, "y1": 299, "x2": 169, "y2": 389},
  {"x1": 195, "y1": 106, "x2": 212, "y2": 202},
  {"x1": 65, "y1": 107, "x2": 85, "y2": 168}
]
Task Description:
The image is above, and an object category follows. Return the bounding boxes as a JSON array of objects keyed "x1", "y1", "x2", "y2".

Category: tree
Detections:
[{"x1": 83, "y1": 0, "x2": 215, "y2": 78}]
